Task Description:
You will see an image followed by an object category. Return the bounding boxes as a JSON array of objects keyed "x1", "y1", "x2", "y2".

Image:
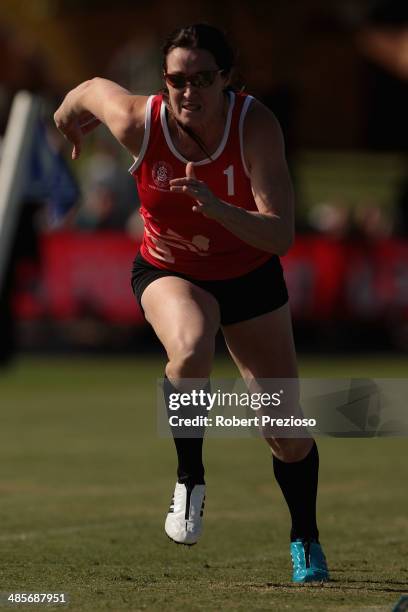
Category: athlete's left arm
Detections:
[
  {"x1": 169, "y1": 102, "x2": 294, "y2": 256},
  {"x1": 236, "y1": 100, "x2": 295, "y2": 255}
]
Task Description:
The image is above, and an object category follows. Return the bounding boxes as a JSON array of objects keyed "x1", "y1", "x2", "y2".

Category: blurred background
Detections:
[
  {"x1": 0, "y1": 0, "x2": 407, "y2": 361},
  {"x1": 1, "y1": 7, "x2": 406, "y2": 607}
]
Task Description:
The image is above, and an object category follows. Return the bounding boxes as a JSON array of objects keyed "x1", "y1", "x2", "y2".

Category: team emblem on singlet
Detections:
[{"x1": 152, "y1": 161, "x2": 173, "y2": 189}]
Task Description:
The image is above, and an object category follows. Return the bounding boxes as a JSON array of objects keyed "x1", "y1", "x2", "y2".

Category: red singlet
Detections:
[{"x1": 129, "y1": 91, "x2": 272, "y2": 280}]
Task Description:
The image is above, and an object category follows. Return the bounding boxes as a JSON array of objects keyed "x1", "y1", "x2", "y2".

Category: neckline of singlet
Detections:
[{"x1": 160, "y1": 91, "x2": 235, "y2": 166}]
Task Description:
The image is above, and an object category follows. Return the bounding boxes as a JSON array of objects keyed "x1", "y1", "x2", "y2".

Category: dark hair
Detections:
[
  {"x1": 162, "y1": 23, "x2": 235, "y2": 75},
  {"x1": 161, "y1": 24, "x2": 235, "y2": 161}
]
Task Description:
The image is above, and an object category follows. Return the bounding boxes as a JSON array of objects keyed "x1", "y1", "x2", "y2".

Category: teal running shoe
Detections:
[{"x1": 290, "y1": 540, "x2": 329, "y2": 583}]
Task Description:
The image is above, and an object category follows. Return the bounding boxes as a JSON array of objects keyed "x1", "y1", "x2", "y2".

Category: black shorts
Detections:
[{"x1": 131, "y1": 252, "x2": 289, "y2": 326}]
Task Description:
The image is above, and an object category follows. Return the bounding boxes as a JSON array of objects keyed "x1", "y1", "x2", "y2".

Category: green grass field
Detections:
[{"x1": 0, "y1": 355, "x2": 407, "y2": 611}]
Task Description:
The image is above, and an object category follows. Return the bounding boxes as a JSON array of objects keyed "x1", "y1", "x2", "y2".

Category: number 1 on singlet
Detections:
[{"x1": 223, "y1": 165, "x2": 235, "y2": 196}]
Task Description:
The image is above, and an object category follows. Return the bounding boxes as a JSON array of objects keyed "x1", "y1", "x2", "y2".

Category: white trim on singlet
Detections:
[
  {"x1": 160, "y1": 91, "x2": 235, "y2": 165},
  {"x1": 239, "y1": 95, "x2": 254, "y2": 179},
  {"x1": 128, "y1": 95, "x2": 153, "y2": 174}
]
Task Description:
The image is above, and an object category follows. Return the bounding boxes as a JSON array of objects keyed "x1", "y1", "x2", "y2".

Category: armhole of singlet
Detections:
[
  {"x1": 239, "y1": 95, "x2": 254, "y2": 179},
  {"x1": 128, "y1": 95, "x2": 154, "y2": 174}
]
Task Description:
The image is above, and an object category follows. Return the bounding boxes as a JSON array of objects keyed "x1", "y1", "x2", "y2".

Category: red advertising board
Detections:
[{"x1": 12, "y1": 232, "x2": 408, "y2": 325}]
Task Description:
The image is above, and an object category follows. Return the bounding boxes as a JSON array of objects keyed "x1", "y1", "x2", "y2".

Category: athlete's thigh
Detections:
[
  {"x1": 141, "y1": 276, "x2": 221, "y2": 359},
  {"x1": 223, "y1": 304, "x2": 309, "y2": 455},
  {"x1": 222, "y1": 303, "x2": 298, "y2": 379}
]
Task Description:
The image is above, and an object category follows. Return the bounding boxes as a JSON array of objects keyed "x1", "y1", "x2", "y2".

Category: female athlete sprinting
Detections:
[{"x1": 54, "y1": 23, "x2": 329, "y2": 583}]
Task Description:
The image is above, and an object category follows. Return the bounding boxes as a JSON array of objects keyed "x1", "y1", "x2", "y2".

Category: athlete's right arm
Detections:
[{"x1": 54, "y1": 77, "x2": 148, "y2": 160}]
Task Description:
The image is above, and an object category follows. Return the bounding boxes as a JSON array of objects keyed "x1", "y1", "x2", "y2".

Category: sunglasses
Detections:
[{"x1": 164, "y1": 69, "x2": 223, "y2": 89}]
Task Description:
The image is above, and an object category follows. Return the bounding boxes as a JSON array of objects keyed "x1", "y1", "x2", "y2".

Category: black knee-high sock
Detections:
[
  {"x1": 273, "y1": 441, "x2": 319, "y2": 542},
  {"x1": 163, "y1": 375, "x2": 206, "y2": 488}
]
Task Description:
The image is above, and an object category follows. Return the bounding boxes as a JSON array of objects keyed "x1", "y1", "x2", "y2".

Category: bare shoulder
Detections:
[
  {"x1": 124, "y1": 94, "x2": 152, "y2": 156},
  {"x1": 242, "y1": 98, "x2": 285, "y2": 170},
  {"x1": 107, "y1": 92, "x2": 150, "y2": 158},
  {"x1": 105, "y1": 88, "x2": 149, "y2": 134},
  {"x1": 127, "y1": 94, "x2": 150, "y2": 129},
  {"x1": 244, "y1": 98, "x2": 284, "y2": 141},
  {"x1": 86, "y1": 78, "x2": 151, "y2": 153},
  {"x1": 104, "y1": 86, "x2": 150, "y2": 155}
]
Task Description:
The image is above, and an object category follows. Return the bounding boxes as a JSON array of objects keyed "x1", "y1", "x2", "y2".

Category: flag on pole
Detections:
[
  {"x1": 0, "y1": 91, "x2": 80, "y2": 294},
  {"x1": 25, "y1": 120, "x2": 80, "y2": 228}
]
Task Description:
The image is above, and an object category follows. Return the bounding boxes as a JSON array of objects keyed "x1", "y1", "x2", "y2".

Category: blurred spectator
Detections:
[
  {"x1": 75, "y1": 184, "x2": 116, "y2": 231},
  {"x1": 353, "y1": 199, "x2": 394, "y2": 241},
  {"x1": 74, "y1": 136, "x2": 138, "y2": 231},
  {"x1": 308, "y1": 199, "x2": 353, "y2": 240}
]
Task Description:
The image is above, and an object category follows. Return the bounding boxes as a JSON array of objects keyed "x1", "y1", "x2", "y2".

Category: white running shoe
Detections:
[{"x1": 165, "y1": 482, "x2": 206, "y2": 545}]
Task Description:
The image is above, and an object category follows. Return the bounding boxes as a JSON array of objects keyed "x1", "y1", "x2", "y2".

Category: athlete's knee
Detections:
[
  {"x1": 166, "y1": 334, "x2": 215, "y2": 379},
  {"x1": 265, "y1": 437, "x2": 314, "y2": 462}
]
